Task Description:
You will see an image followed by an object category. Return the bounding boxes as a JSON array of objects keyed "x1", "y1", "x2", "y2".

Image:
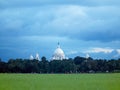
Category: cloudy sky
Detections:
[{"x1": 0, "y1": 0, "x2": 120, "y2": 61}]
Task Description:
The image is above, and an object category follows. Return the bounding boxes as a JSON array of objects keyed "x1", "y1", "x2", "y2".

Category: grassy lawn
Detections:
[{"x1": 0, "y1": 73, "x2": 120, "y2": 90}]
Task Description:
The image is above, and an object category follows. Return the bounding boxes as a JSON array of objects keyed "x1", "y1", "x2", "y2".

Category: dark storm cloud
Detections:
[
  {"x1": 0, "y1": 0, "x2": 120, "y2": 60},
  {"x1": 0, "y1": 0, "x2": 120, "y2": 9}
]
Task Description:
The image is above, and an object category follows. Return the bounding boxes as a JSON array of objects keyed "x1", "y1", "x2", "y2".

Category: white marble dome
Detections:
[{"x1": 52, "y1": 43, "x2": 66, "y2": 60}]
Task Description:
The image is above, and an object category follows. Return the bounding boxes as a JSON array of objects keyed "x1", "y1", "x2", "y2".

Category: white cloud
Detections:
[
  {"x1": 116, "y1": 49, "x2": 120, "y2": 54},
  {"x1": 66, "y1": 50, "x2": 78, "y2": 55},
  {"x1": 85, "y1": 47, "x2": 114, "y2": 54}
]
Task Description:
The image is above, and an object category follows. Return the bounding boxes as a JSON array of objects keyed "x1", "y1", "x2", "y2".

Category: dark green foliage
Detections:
[
  {"x1": 49, "y1": 59, "x2": 76, "y2": 73},
  {"x1": 0, "y1": 57, "x2": 120, "y2": 73},
  {"x1": 0, "y1": 61, "x2": 8, "y2": 73}
]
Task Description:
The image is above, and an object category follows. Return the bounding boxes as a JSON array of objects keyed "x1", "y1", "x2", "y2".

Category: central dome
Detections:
[{"x1": 52, "y1": 43, "x2": 65, "y2": 60}]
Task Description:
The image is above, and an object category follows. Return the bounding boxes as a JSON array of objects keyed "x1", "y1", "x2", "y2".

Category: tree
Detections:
[
  {"x1": 0, "y1": 56, "x2": 120, "y2": 73},
  {"x1": 0, "y1": 61, "x2": 7, "y2": 73},
  {"x1": 74, "y1": 56, "x2": 85, "y2": 65},
  {"x1": 40, "y1": 56, "x2": 49, "y2": 73}
]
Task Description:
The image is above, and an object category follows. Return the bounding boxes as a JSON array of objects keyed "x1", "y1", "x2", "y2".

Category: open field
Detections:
[{"x1": 0, "y1": 73, "x2": 120, "y2": 90}]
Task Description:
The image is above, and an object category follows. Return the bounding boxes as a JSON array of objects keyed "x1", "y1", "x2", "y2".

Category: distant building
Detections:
[
  {"x1": 29, "y1": 53, "x2": 40, "y2": 60},
  {"x1": 30, "y1": 55, "x2": 34, "y2": 60},
  {"x1": 35, "y1": 53, "x2": 40, "y2": 60},
  {"x1": 86, "y1": 53, "x2": 90, "y2": 59},
  {"x1": 52, "y1": 43, "x2": 67, "y2": 60}
]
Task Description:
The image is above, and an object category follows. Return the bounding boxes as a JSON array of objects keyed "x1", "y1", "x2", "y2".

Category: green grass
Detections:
[{"x1": 0, "y1": 73, "x2": 120, "y2": 90}]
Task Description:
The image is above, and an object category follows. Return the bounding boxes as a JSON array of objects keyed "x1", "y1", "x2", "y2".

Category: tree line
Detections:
[{"x1": 0, "y1": 56, "x2": 120, "y2": 73}]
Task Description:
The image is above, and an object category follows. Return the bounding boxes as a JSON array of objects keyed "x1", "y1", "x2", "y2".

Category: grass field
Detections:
[{"x1": 0, "y1": 73, "x2": 120, "y2": 90}]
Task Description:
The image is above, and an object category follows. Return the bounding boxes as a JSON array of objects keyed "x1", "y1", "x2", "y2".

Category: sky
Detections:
[{"x1": 0, "y1": 0, "x2": 120, "y2": 61}]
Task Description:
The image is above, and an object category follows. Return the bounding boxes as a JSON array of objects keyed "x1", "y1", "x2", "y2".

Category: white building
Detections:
[
  {"x1": 52, "y1": 43, "x2": 67, "y2": 60},
  {"x1": 29, "y1": 53, "x2": 40, "y2": 60},
  {"x1": 30, "y1": 55, "x2": 34, "y2": 60},
  {"x1": 86, "y1": 53, "x2": 90, "y2": 59},
  {"x1": 35, "y1": 53, "x2": 40, "y2": 60}
]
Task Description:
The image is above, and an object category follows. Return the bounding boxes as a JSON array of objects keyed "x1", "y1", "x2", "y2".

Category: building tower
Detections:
[
  {"x1": 35, "y1": 53, "x2": 40, "y2": 60},
  {"x1": 30, "y1": 55, "x2": 34, "y2": 60}
]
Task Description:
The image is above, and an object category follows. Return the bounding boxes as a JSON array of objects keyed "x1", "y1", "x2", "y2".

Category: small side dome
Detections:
[
  {"x1": 30, "y1": 55, "x2": 34, "y2": 60},
  {"x1": 35, "y1": 53, "x2": 40, "y2": 60}
]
